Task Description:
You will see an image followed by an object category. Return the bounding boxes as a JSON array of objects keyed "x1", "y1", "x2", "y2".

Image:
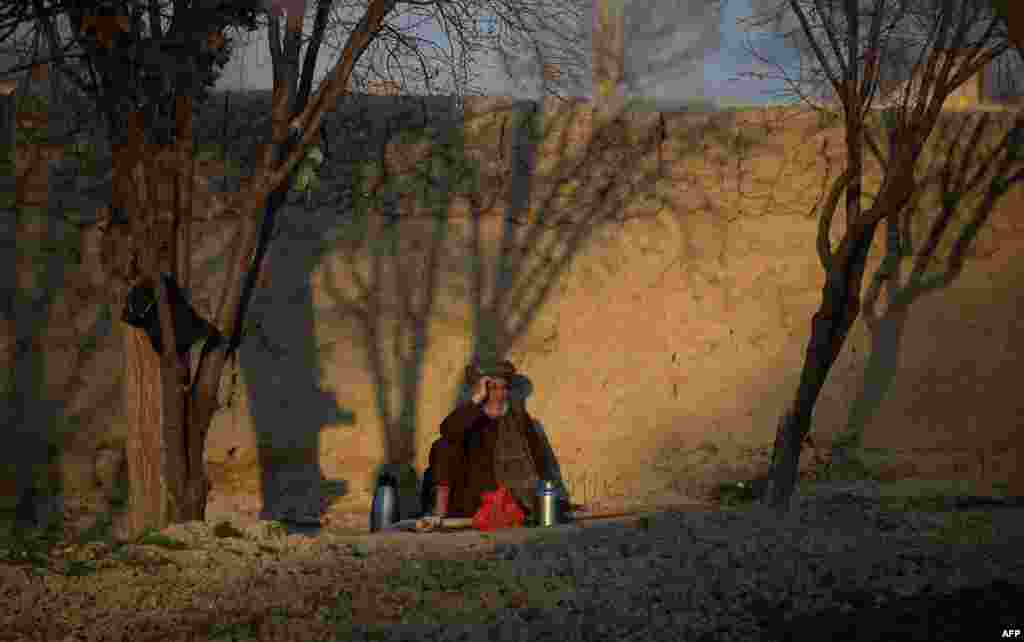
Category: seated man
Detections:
[{"x1": 425, "y1": 360, "x2": 549, "y2": 521}]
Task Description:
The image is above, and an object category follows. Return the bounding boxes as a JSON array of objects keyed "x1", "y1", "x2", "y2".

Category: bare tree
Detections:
[
  {"x1": 1, "y1": 0, "x2": 262, "y2": 535},
  {"x1": 833, "y1": 110, "x2": 1024, "y2": 469},
  {"x1": 742, "y1": 0, "x2": 1016, "y2": 512}
]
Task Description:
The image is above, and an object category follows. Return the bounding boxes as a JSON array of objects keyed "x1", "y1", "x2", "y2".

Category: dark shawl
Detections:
[{"x1": 438, "y1": 402, "x2": 548, "y2": 518}]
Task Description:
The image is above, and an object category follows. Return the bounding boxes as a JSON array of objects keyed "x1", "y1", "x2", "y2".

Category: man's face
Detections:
[{"x1": 486, "y1": 378, "x2": 509, "y2": 405}]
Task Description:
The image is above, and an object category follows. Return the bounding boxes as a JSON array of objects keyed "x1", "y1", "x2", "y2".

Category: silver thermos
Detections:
[
  {"x1": 536, "y1": 480, "x2": 562, "y2": 527},
  {"x1": 370, "y1": 473, "x2": 400, "y2": 532}
]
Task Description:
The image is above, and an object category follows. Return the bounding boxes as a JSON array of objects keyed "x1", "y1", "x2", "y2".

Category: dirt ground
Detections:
[
  {"x1": 0, "y1": 498, "x2": 712, "y2": 642},
  {"x1": 3, "y1": 476, "x2": 1021, "y2": 642},
  {"x1": 207, "y1": 487, "x2": 717, "y2": 558}
]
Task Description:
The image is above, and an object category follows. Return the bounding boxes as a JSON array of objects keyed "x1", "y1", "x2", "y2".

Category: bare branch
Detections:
[
  {"x1": 790, "y1": 0, "x2": 846, "y2": 98},
  {"x1": 857, "y1": 0, "x2": 889, "y2": 118},
  {"x1": 266, "y1": 10, "x2": 283, "y2": 72},
  {"x1": 861, "y1": 213, "x2": 902, "y2": 329},
  {"x1": 817, "y1": 168, "x2": 853, "y2": 273},
  {"x1": 845, "y1": 0, "x2": 860, "y2": 108},
  {"x1": 268, "y1": 0, "x2": 399, "y2": 197},
  {"x1": 863, "y1": 124, "x2": 887, "y2": 171},
  {"x1": 296, "y1": 0, "x2": 333, "y2": 111}
]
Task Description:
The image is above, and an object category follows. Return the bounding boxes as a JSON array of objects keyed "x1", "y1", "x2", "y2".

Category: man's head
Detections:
[{"x1": 467, "y1": 359, "x2": 521, "y2": 418}]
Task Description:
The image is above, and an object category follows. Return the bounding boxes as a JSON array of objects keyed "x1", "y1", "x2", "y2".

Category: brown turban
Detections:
[{"x1": 465, "y1": 359, "x2": 525, "y2": 387}]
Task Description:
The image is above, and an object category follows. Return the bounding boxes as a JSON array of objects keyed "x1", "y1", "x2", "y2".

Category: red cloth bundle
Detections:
[{"x1": 472, "y1": 485, "x2": 525, "y2": 531}]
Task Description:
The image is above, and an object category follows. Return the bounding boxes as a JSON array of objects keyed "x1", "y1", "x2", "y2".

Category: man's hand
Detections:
[{"x1": 471, "y1": 376, "x2": 491, "y2": 404}]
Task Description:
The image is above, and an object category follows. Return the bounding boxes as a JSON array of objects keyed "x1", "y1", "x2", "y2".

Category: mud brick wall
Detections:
[{"x1": 4, "y1": 96, "x2": 1023, "y2": 528}]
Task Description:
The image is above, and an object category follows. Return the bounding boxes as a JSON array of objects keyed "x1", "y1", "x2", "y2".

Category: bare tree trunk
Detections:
[
  {"x1": 763, "y1": 221, "x2": 879, "y2": 512},
  {"x1": 123, "y1": 326, "x2": 172, "y2": 534},
  {"x1": 123, "y1": 324, "x2": 211, "y2": 536},
  {"x1": 122, "y1": 258, "x2": 214, "y2": 536},
  {"x1": 121, "y1": 100, "x2": 209, "y2": 538}
]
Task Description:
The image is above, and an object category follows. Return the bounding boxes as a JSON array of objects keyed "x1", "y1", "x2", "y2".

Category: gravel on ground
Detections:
[{"x1": 2, "y1": 481, "x2": 1022, "y2": 641}]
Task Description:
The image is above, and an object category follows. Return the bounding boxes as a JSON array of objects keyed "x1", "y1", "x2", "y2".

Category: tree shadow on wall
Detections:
[
  {"x1": 184, "y1": 96, "x2": 400, "y2": 531},
  {"x1": 833, "y1": 111, "x2": 1024, "y2": 473},
  {"x1": 2, "y1": 194, "x2": 129, "y2": 541},
  {"x1": 4, "y1": 202, "x2": 68, "y2": 532},
  {"x1": 183, "y1": 154, "x2": 358, "y2": 530},
  {"x1": 231, "y1": 207, "x2": 358, "y2": 528},
  {"x1": 316, "y1": 100, "x2": 460, "y2": 519},
  {"x1": 316, "y1": 92, "x2": 714, "y2": 519},
  {"x1": 451, "y1": 98, "x2": 674, "y2": 511},
  {"x1": 192, "y1": 93, "x2": 457, "y2": 529}
]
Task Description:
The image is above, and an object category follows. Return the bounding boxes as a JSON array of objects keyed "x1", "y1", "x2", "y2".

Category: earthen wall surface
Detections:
[{"x1": 4, "y1": 95, "x2": 1023, "y2": 528}]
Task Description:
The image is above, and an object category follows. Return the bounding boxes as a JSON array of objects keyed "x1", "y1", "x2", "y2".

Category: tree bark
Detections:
[
  {"x1": 123, "y1": 323, "x2": 210, "y2": 537},
  {"x1": 123, "y1": 326, "x2": 171, "y2": 535},
  {"x1": 121, "y1": 101, "x2": 209, "y2": 538},
  {"x1": 763, "y1": 221, "x2": 879, "y2": 512}
]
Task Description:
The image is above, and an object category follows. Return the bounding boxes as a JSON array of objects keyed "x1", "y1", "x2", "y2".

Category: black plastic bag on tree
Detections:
[{"x1": 121, "y1": 274, "x2": 212, "y2": 355}]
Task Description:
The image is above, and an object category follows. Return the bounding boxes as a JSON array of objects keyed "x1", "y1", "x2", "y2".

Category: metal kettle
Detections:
[
  {"x1": 370, "y1": 472, "x2": 400, "y2": 532},
  {"x1": 536, "y1": 479, "x2": 563, "y2": 526}
]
